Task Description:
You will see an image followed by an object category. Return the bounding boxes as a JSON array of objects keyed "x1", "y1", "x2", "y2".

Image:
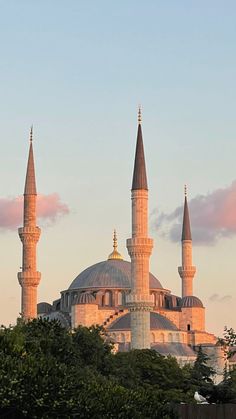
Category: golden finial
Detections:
[
  {"x1": 184, "y1": 184, "x2": 187, "y2": 197},
  {"x1": 138, "y1": 104, "x2": 142, "y2": 124},
  {"x1": 113, "y1": 229, "x2": 118, "y2": 250},
  {"x1": 108, "y1": 229, "x2": 123, "y2": 260},
  {"x1": 30, "y1": 125, "x2": 33, "y2": 142}
]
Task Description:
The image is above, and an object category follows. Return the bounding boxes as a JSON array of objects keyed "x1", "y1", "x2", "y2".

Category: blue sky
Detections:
[{"x1": 0, "y1": 1, "x2": 236, "y2": 336}]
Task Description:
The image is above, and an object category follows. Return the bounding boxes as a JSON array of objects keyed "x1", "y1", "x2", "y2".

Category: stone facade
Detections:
[{"x1": 180, "y1": 307, "x2": 205, "y2": 332}]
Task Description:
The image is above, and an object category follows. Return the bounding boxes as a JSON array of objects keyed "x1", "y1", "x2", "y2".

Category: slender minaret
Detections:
[
  {"x1": 178, "y1": 186, "x2": 196, "y2": 297},
  {"x1": 17, "y1": 127, "x2": 41, "y2": 320},
  {"x1": 126, "y1": 107, "x2": 154, "y2": 349}
]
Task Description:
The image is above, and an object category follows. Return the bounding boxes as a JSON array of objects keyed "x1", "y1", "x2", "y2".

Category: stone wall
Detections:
[{"x1": 180, "y1": 307, "x2": 205, "y2": 332}]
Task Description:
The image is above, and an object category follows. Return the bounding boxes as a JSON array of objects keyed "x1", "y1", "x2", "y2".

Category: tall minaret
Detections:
[
  {"x1": 126, "y1": 108, "x2": 154, "y2": 349},
  {"x1": 17, "y1": 127, "x2": 41, "y2": 320},
  {"x1": 178, "y1": 186, "x2": 196, "y2": 297}
]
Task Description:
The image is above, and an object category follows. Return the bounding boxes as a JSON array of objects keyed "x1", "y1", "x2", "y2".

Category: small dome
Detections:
[
  {"x1": 41, "y1": 311, "x2": 71, "y2": 328},
  {"x1": 181, "y1": 296, "x2": 204, "y2": 308},
  {"x1": 108, "y1": 312, "x2": 178, "y2": 331},
  {"x1": 75, "y1": 293, "x2": 96, "y2": 305},
  {"x1": 37, "y1": 302, "x2": 52, "y2": 315},
  {"x1": 69, "y1": 259, "x2": 162, "y2": 290}
]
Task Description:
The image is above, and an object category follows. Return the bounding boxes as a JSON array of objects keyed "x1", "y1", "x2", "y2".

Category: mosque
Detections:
[{"x1": 17, "y1": 111, "x2": 229, "y2": 377}]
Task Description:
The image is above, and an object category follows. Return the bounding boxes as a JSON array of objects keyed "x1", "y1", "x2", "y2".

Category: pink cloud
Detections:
[
  {"x1": 0, "y1": 194, "x2": 69, "y2": 231},
  {"x1": 152, "y1": 181, "x2": 236, "y2": 245}
]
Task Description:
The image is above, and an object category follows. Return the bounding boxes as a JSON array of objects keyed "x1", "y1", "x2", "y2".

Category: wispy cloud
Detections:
[
  {"x1": 0, "y1": 194, "x2": 69, "y2": 231},
  {"x1": 208, "y1": 294, "x2": 232, "y2": 303},
  {"x1": 152, "y1": 181, "x2": 236, "y2": 245}
]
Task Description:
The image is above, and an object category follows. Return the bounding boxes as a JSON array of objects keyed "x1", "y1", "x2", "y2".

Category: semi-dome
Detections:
[
  {"x1": 108, "y1": 312, "x2": 177, "y2": 331},
  {"x1": 69, "y1": 259, "x2": 162, "y2": 290},
  {"x1": 181, "y1": 296, "x2": 204, "y2": 308}
]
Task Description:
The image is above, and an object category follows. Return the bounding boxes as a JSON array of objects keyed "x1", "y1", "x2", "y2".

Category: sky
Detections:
[{"x1": 0, "y1": 1, "x2": 236, "y2": 337}]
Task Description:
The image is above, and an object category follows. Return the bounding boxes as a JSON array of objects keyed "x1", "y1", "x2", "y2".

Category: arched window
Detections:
[
  {"x1": 56, "y1": 301, "x2": 60, "y2": 311},
  {"x1": 117, "y1": 291, "x2": 124, "y2": 306},
  {"x1": 160, "y1": 333, "x2": 165, "y2": 343},
  {"x1": 187, "y1": 324, "x2": 191, "y2": 331},
  {"x1": 151, "y1": 332, "x2": 155, "y2": 343},
  {"x1": 165, "y1": 296, "x2": 170, "y2": 309},
  {"x1": 61, "y1": 294, "x2": 64, "y2": 309},
  {"x1": 104, "y1": 291, "x2": 112, "y2": 306},
  {"x1": 168, "y1": 333, "x2": 173, "y2": 343},
  {"x1": 120, "y1": 333, "x2": 125, "y2": 343}
]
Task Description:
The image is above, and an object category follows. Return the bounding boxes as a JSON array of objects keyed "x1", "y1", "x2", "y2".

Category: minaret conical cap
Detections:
[
  {"x1": 131, "y1": 108, "x2": 148, "y2": 190},
  {"x1": 181, "y1": 187, "x2": 192, "y2": 241},
  {"x1": 24, "y1": 127, "x2": 37, "y2": 195}
]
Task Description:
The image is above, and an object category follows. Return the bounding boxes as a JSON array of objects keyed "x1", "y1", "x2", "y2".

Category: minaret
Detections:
[
  {"x1": 17, "y1": 127, "x2": 41, "y2": 320},
  {"x1": 178, "y1": 186, "x2": 196, "y2": 297},
  {"x1": 126, "y1": 107, "x2": 154, "y2": 349}
]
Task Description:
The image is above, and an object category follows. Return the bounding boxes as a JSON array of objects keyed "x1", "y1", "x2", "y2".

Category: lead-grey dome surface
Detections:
[
  {"x1": 108, "y1": 312, "x2": 177, "y2": 331},
  {"x1": 152, "y1": 342, "x2": 196, "y2": 357},
  {"x1": 37, "y1": 302, "x2": 52, "y2": 315},
  {"x1": 75, "y1": 292, "x2": 96, "y2": 305},
  {"x1": 41, "y1": 311, "x2": 71, "y2": 328},
  {"x1": 181, "y1": 296, "x2": 204, "y2": 308},
  {"x1": 69, "y1": 259, "x2": 162, "y2": 290}
]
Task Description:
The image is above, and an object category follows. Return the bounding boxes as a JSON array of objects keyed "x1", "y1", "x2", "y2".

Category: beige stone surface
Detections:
[
  {"x1": 127, "y1": 187, "x2": 153, "y2": 349},
  {"x1": 180, "y1": 307, "x2": 205, "y2": 332},
  {"x1": 72, "y1": 304, "x2": 98, "y2": 328},
  {"x1": 178, "y1": 240, "x2": 196, "y2": 297}
]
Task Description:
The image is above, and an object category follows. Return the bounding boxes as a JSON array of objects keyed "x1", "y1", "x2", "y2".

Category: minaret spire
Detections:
[
  {"x1": 181, "y1": 185, "x2": 192, "y2": 241},
  {"x1": 178, "y1": 186, "x2": 196, "y2": 297},
  {"x1": 126, "y1": 109, "x2": 154, "y2": 349},
  {"x1": 24, "y1": 126, "x2": 36, "y2": 196},
  {"x1": 30, "y1": 125, "x2": 33, "y2": 142},
  {"x1": 131, "y1": 106, "x2": 148, "y2": 191},
  {"x1": 138, "y1": 104, "x2": 142, "y2": 124},
  {"x1": 18, "y1": 127, "x2": 41, "y2": 320}
]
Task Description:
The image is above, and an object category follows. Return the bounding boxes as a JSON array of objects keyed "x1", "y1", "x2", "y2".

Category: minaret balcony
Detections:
[
  {"x1": 18, "y1": 226, "x2": 41, "y2": 234},
  {"x1": 126, "y1": 237, "x2": 153, "y2": 256},
  {"x1": 18, "y1": 271, "x2": 41, "y2": 287},
  {"x1": 126, "y1": 293, "x2": 154, "y2": 310},
  {"x1": 178, "y1": 266, "x2": 196, "y2": 276},
  {"x1": 126, "y1": 296, "x2": 154, "y2": 311},
  {"x1": 18, "y1": 226, "x2": 41, "y2": 242}
]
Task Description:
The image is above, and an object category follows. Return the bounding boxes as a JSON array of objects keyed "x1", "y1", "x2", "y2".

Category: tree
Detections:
[
  {"x1": 222, "y1": 327, "x2": 236, "y2": 359},
  {"x1": 191, "y1": 345, "x2": 215, "y2": 383},
  {"x1": 0, "y1": 319, "x2": 180, "y2": 418}
]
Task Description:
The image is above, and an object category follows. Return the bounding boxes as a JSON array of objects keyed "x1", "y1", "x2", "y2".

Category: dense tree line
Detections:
[{"x1": 0, "y1": 319, "x2": 235, "y2": 418}]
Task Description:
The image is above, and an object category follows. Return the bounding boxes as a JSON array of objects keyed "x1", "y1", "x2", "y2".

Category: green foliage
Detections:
[
  {"x1": 191, "y1": 345, "x2": 215, "y2": 383},
  {"x1": 223, "y1": 327, "x2": 236, "y2": 359},
  {"x1": 1, "y1": 320, "x2": 236, "y2": 417},
  {"x1": 109, "y1": 350, "x2": 185, "y2": 392}
]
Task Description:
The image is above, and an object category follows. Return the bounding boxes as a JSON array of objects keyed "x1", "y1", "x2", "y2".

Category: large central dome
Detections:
[{"x1": 69, "y1": 259, "x2": 163, "y2": 290}]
